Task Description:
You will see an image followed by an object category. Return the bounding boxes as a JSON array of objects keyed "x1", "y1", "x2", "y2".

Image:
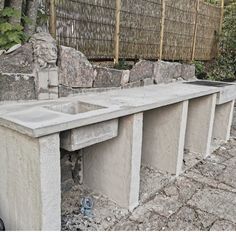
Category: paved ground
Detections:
[{"x1": 62, "y1": 108, "x2": 236, "y2": 231}]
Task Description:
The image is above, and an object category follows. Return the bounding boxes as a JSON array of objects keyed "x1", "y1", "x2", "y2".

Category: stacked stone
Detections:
[{"x1": 58, "y1": 46, "x2": 196, "y2": 98}]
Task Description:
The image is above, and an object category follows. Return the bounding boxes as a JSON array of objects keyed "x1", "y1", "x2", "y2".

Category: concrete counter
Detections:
[{"x1": 0, "y1": 82, "x2": 219, "y2": 137}]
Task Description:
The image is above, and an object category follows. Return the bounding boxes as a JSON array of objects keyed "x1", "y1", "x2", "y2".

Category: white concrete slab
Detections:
[{"x1": 0, "y1": 83, "x2": 219, "y2": 137}]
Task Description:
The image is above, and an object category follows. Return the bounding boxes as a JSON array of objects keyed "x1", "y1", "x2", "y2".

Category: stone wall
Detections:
[
  {"x1": 58, "y1": 46, "x2": 196, "y2": 98},
  {"x1": 0, "y1": 33, "x2": 196, "y2": 101},
  {"x1": 0, "y1": 33, "x2": 59, "y2": 102}
]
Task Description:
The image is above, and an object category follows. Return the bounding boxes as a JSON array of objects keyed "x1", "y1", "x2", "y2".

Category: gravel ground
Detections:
[{"x1": 62, "y1": 108, "x2": 236, "y2": 231}]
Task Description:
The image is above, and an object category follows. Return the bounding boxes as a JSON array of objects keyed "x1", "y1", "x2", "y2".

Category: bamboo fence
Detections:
[{"x1": 53, "y1": 0, "x2": 222, "y2": 62}]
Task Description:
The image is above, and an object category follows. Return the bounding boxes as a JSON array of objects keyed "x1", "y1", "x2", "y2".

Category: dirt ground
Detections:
[{"x1": 62, "y1": 108, "x2": 236, "y2": 231}]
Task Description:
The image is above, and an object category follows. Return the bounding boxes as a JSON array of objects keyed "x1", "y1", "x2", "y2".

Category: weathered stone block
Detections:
[
  {"x1": 0, "y1": 44, "x2": 34, "y2": 74},
  {"x1": 58, "y1": 46, "x2": 94, "y2": 88},
  {"x1": 181, "y1": 64, "x2": 196, "y2": 80},
  {"x1": 120, "y1": 70, "x2": 130, "y2": 86},
  {"x1": 154, "y1": 61, "x2": 182, "y2": 84},
  {"x1": 93, "y1": 66, "x2": 123, "y2": 88},
  {"x1": 0, "y1": 73, "x2": 36, "y2": 101},
  {"x1": 129, "y1": 60, "x2": 154, "y2": 82}
]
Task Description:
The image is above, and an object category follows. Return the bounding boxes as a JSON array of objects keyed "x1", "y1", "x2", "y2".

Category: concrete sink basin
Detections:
[
  {"x1": 44, "y1": 100, "x2": 106, "y2": 115},
  {"x1": 184, "y1": 80, "x2": 236, "y2": 104},
  {"x1": 44, "y1": 101, "x2": 119, "y2": 151}
]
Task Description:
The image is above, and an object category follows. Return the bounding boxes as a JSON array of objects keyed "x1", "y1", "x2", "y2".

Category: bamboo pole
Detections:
[
  {"x1": 114, "y1": 0, "x2": 121, "y2": 64},
  {"x1": 0, "y1": 0, "x2": 4, "y2": 10},
  {"x1": 219, "y1": 0, "x2": 224, "y2": 35},
  {"x1": 48, "y1": 0, "x2": 56, "y2": 39},
  {"x1": 159, "y1": 0, "x2": 166, "y2": 60},
  {"x1": 191, "y1": 0, "x2": 200, "y2": 61},
  {"x1": 217, "y1": 0, "x2": 224, "y2": 56}
]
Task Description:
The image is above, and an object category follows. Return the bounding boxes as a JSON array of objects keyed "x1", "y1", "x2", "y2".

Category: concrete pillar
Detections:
[
  {"x1": 83, "y1": 113, "x2": 143, "y2": 211},
  {"x1": 185, "y1": 94, "x2": 217, "y2": 158},
  {"x1": 212, "y1": 100, "x2": 235, "y2": 142},
  {"x1": 0, "y1": 126, "x2": 61, "y2": 230},
  {"x1": 142, "y1": 101, "x2": 188, "y2": 176}
]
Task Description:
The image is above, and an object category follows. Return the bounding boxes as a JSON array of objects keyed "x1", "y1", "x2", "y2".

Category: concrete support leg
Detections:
[
  {"x1": 83, "y1": 113, "x2": 143, "y2": 211},
  {"x1": 142, "y1": 101, "x2": 188, "y2": 176},
  {"x1": 0, "y1": 126, "x2": 61, "y2": 230},
  {"x1": 185, "y1": 94, "x2": 217, "y2": 158},
  {"x1": 212, "y1": 100, "x2": 235, "y2": 142}
]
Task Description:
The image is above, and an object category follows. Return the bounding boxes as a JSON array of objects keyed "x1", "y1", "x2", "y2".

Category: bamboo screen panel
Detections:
[
  {"x1": 163, "y1": 0, "x2": 196, "y2": 61},
  {"x1": 56, "y1": 0, "x2": 116, "y2": 59},
  {"x1": 195, "y1": 2, "x2": 221, "y2": 60},
  {"x1": 119, "y1": 0, "x2": 162, "y2": 60},
  {"x1": 55, "y1": 0, "x2": 221, "y2": 61}
]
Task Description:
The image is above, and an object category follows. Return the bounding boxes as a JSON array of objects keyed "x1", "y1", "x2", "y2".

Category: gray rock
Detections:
[
  {"x1": 0, "y1": 73, "x2": 36, "y2": 101},
  {"x1": 154, "y1": 61, "x2": 182, "y2": 84},
  {"x1": 181, "y1": 63, "x2": 196, "y2": 80},
  {"x1": 58, "y1": 46, "x2": 94, "y2": 88},
  {"x1": 129, "y1": 60, "x2": 154, "y2": 82},
  {"x1": 93, "y1": 66, "x2": 122, "y2": 88},
  {"x1": 0, "y1": 43, "x2": 34, "y2": 74}
]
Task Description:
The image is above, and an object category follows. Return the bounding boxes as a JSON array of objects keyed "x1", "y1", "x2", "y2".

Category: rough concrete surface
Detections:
[{"x1": 61, "y1": 107, "x2": 236, "y2": 231}]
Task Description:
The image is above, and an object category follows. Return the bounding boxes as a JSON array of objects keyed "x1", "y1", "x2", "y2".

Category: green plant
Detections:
[
  {"x1": 0, "y1": 7, "x2": 30, "y2": 50},
  {"x1": 195, "y1": 2, "x2": 236, "y2": 81},
  {"x1": 194, "y1": 61, "x2": 207, "y2": 79},
  {"x1": 114, "y1": 59, "x2": 132, "y2": 70}
]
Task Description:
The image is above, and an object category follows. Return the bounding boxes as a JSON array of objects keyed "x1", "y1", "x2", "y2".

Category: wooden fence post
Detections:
[
  {"x1": 219, "y1": 0, "x2": 224, "y2": 35},
  {"x1": 114, "y1": 0, "x2": 121, "y2": 64},
  {"x1": 159, "y1": 0, "x2": 166, "y2": 60},
  {"x1": 48, "y1": 0, "x2": 57, "y2": 39},
  {"x1": 191, "y1": 0, "x2": 200, "y2": 61},
  {"x1": 0, "y1": 0, "x2": 4, "y2": 10},
  {"x1": 217, "y1": 0, "x2": 224, "y2": 56}
]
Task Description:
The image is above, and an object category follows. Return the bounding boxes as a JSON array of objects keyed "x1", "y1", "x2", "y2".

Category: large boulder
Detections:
[
  {"x1": 0, "y1": 73, "x2": 36, "y2": 101},
  {"x1": 154, "y1": 61, "x2": 182, "y2": 84},
  {"x1": 58, "y1": 46, "x2": 94, "y2": 88},
  {"x1": 0, "y1": 43, "x2": 34, "y2": 74},
  {"x1": 93, "y1": 66, "x2": 123, "y2": 88},
  {"x1": 181, "y1": 64, "x2": 196, "y2": 80},
  {"x1": 129, "y1": 60, "x2": 154, "y2": 82}
]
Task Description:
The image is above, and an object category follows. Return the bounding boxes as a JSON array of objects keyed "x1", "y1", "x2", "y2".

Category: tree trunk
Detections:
[
  {"x1": 0, "y1": 0, "x2": 4, "y2": 10},
  {"x1": 24, "y1": 0, "x2": 40, "y2": 36},
  {"x1": 9, "y1": 0, "x2": 23, "y2": 24}
]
